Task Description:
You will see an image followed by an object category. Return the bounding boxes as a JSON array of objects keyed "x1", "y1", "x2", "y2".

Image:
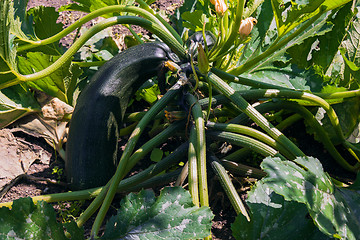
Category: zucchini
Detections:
[{"x1": 66, "y1": 42, "x2": 175, "y2": 190}]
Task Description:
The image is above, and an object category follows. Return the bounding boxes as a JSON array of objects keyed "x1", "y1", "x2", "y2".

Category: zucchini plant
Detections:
[{"x1": 1, "y1": 0, "x2": 360, "y2": 239}]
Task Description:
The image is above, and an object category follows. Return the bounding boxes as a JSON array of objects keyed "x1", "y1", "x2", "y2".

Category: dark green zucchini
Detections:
[{"x1": 66, "y1": 42, "x2": 175, "y2": 190}]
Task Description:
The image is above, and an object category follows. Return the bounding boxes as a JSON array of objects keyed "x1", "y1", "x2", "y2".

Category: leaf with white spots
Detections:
[
  {"x1": 101, "y1": 187, "x2": 214, "y2": 240},
  {"x1": 232, "y1": 181, "x2": 327, "y2": 240},
  {"x1": 0, "y1": 197, "x2": 84, "y2": 239},
  {"x1": 260, "y1": 156, "x2": 360, "y2": 239}
]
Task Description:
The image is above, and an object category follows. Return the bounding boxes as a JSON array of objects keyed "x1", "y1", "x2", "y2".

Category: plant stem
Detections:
[
  {"x1": 207, "y1": 130, "x2": 286, "y2": 160},
  {"x1": 185, "y1": 94, "x2": 209, "y2": 208},
  {"x1": 17, "y1": 5, "x2": 177, "y2": 51},
  {"x1": 220, "y1": 159, "x2": 266, "y2": 178},
  {"x1": 238, "y1": 89, "x2": 345, "y2": 142},
  {"x1": 208, "y1": 154, "x2": 250, "y2": 220},
  {"x1": 91, "y1": 78, "x2": 187, "y2": 237},
  {"x1": 188, "y1": 126, "x2": 200, "y2": 207},
  {"x1": 209, "y1": 0, "x2": 245, "y2": 62},
  {"x1": 3, "y1": 16, "x2": 186, "y2": 90},
  {"x1": 211, "y1": 67, "x2": 291, "y2": 89},
  {"x1": 206, "y1": 122, "x2": 295, "y2": 159},
  {"x1": 207, "y1": 72, "x2": 305, "y2": 157},
  {"x1": 135, "y1": 0, "x2": 183, "y2": 45},
  {"x1": 124, "y1": 121, "x2": 184, "y2": 173}
]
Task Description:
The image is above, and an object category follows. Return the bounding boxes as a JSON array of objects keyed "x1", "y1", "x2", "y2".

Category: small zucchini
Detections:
[{"x1": 66, "y1": 43, "x2": 175, "y2": 190}]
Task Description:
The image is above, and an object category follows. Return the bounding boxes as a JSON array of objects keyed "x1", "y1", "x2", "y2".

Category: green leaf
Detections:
[
  {"x1": 271, "y1": 0, "x2": 351, "y2": 38},
  {"x1": 0, "y1": 197, "x2": 84, "y2": 239},
  {"x1": 67, "y1": 0, "x2": 135, "y2": 16},
  {"x1": 24, "y1": 6, "x2": 64, "y2": 55},
  {"x1": 0, "y1": 85, "x2": 40, "y2": 128},
  {"x1": 17, "y1": 52, "x2": 75, "y2": 103},
  {"x1": 135, "y1": 81, "x2": 161, "y2": 104},
  {"x1": 101, "y1": 187, "x2": 214, "y2": 239},
  {"x1": 233, "y1": 64, "x2": 323, "y2": 91},
  {"x1": 150, "y1": 148, "x2": 163, "y2": 162},
  {"x1": 231, "y1": 1, "x2": 334, "y2": 77},
  {"x1": 287, "y1": 2, "x2": 354, "y2": 70},
  {"x1": 172, "y1": 0, "x2": 211, "y2": 36},
  {"x1": 260, "y1": 156, "x2": 360, "y2": 239},
  {"x1": 0, "y1": 0, "x2": 20, "y2": 86},
  {"x1": 232, "y1": 181, "x2": 327, "y2": 240}
]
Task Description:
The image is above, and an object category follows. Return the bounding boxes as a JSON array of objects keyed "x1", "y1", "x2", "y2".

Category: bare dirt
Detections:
[{"x1": 1, "y1": 1, "x2": 236, "y2": 239}]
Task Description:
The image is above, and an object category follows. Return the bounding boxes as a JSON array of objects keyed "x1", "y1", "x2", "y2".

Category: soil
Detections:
[{"x1": 1, "y1": 1, "x2": 237, "y2": 239}]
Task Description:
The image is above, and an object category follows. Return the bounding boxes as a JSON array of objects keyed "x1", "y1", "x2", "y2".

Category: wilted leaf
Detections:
[
  {"x1": 0, "y1": 198, "x2": 84, "y2": 239},
  {"x1": 260, "y1": 156, "x2": 360, "y2": 239},
  {"x1": 101, "y1": 187, "x2": 214, "y2": 239},
  {"x1": 0, "y1": 128, "x2": 51, "y2": 190},
  {"x1": 232, "y1": 181, "x2": 327, "y2": 240}
]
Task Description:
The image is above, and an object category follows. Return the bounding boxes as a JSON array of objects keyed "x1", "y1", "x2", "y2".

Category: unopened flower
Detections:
[
  {"x1": 239, "y1": 17, "x2": 257, "y2": 37},
  {"x1": 210, "y1": 0, "x2": 227, "y2": 16},
  {"x1": 197, "y1": 44, "x2": 210, "y2": 74}
]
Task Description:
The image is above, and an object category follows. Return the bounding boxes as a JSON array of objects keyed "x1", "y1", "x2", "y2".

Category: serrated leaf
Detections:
[
  {"x1": 0, "y1": 0, "x2": 20, "y2": 86},
  {"x1": 231, "y1": 2, "x2": 334, "y2": 76},
  {"x1": 24, "y1": 6, "x2": 64, "y2": 55},
  {"x1": 0, "y1": 85, "x2": 40, "y2": 128},
  {"x1": 0, "y1": 197, "x2": 84, "y2": 239},
  {"x1": 260, "y1": 156, "x2": 360, "y2": 239},
  {"x1": 17, "y1": 52, "x2": 73, "y2": 103},
  {"x1": 271, "y1": 0, "x2": 351, "y2": 38},
  {"x1": 101, "y1": 187, "x2": 214, "y2": 239},
  {"x1": 287, "y1": 2, "x2": 354, "y2": 70},
  {"x1": 232, "y1": 181, "x2": 327, "y2": 240},
  {"x1": 233, "y1": 64, "x2": 323, "y2": 91}
]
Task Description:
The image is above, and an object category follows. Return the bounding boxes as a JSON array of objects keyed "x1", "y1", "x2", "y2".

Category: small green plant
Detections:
[
  {"x1": 0, "y1": 0, "x2": 360, "y2": 239},
  {"x1": 52, "y1": 166, "x2": 64, "y2": 182}
]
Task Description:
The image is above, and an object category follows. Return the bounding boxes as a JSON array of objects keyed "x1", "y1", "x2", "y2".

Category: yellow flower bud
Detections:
[{"x1": 238, "y1": 17, "x2": 257, "y2": 37}]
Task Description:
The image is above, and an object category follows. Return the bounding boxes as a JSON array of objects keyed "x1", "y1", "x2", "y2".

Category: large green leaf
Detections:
[
  {"x1": 0, "y1": 85, "x2": 40, "y2": 129},
  {"x1": 287, "y1": 2, "x2": 354, "y2": 71},
  {"x1": 17, "y1": 52, "x2": 77, "y2": 103},
  {"x1": 232, "y1": 181, "x2": 327, "y2": 240},
  {"x1": 230, "y1": 1, "x2": 334, "y2": 78},
  {"x1": 0, "y1": 197, "x2": 84, "y2": 239},
  {"x1": 232, "y1": 64, "x2": 323, "y2": 91},
  {"x1": 24, "y1": 6, "x2": 64, "y2": 55},
  {"x1": 101, "y1": 187, "x2": 214, "y2": 239},
  {"x1": 260, "y1": 156, "x2": 360, "y2": 239},
  {"x1": 0, "y1": 0, "x2": 19, "y2": 86},
  {"x1": 271, "y1": 0, "x2": 351, "y2": 38}
]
